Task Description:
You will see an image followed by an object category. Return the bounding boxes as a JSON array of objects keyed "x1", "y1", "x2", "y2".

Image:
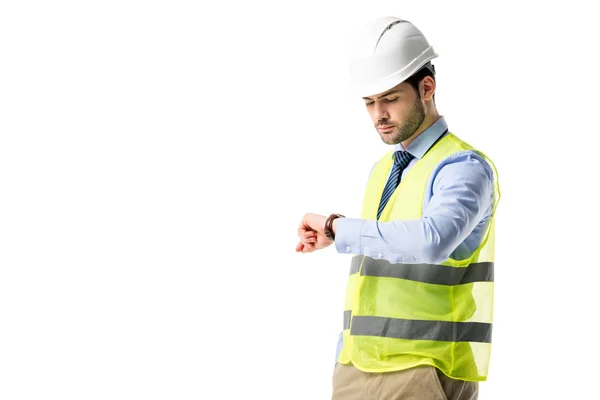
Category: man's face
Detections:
[{"x1": 362, "y1": 82, "x2": 425, "y2": 145}]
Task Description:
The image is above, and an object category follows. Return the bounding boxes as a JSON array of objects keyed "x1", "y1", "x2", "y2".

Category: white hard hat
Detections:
[{"x1": 347, "y1": 17, "x2": 438, "y2": 97}]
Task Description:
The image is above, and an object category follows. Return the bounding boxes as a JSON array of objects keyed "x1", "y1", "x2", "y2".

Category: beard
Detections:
[{"x1": 376, "y1": 98, "x2": 425, "y2": 145}]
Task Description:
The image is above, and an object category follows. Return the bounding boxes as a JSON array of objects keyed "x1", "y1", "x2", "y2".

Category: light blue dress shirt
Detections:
[{"x1": 333, "y1": 116, "x2": 495, "y2": 363}]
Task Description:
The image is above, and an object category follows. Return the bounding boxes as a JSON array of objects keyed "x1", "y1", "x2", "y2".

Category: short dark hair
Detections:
[{"x1": 404, "y1": 62, "x2": 436, "y2": 101}]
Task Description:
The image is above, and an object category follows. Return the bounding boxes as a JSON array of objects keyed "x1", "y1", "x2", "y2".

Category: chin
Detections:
[{"x1": 380, "y1": 135, "x2": 397, "y2": 145}]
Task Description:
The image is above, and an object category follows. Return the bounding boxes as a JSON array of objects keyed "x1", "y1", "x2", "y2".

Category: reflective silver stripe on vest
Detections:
[
  {"x1": 350, "y1": 315, "x2": 492, "y2": 343},
  {"x1": 350, "y1": 256, "x2": 493, "y2": 285},
  {"x1": 343, "y1": 310, "x2": 352, "y2": 330},
  {"x1": 348, "y1": 256, "x2": 362, "y2": 276}
]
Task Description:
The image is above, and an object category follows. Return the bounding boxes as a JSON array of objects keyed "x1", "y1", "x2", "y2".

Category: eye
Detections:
[
  {"x1": 365, "y1": 101, "x2": 374, "y2": 107},
  {"x1": 384, "y1": 97, "x2": 399, "y2": 103}
]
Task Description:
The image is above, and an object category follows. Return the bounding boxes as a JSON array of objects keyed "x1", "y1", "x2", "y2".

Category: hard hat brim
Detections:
[{"x1": 349, "y1": 48, "x2": 438, "y2": 98}]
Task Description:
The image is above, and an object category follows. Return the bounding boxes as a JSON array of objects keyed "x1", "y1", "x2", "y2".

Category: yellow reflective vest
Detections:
[{"x1": 337, "y1": 132, "x2": 500, "y2": 381}]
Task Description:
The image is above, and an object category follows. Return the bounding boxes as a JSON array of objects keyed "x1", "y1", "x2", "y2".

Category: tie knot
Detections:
[{"x1": 393, "y1": 151, "x2": 414, "y2": 169}]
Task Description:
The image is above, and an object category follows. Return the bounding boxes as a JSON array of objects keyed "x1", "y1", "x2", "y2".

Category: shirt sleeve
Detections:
[{"x1": 334, "y1": 151, "x2": 494, "y2": 264}]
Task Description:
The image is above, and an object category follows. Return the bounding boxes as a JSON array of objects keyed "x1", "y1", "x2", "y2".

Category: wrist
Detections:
[{"x1": 324, "y1": 213, "x2": 345, "y2": 241}]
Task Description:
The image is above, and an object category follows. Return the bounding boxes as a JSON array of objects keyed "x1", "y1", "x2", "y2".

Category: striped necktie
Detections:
[{"x1": 377, "y1": 150, "x2": 415, "y2": 219}]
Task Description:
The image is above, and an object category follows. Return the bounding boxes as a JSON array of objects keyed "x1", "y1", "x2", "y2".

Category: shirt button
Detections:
[{"x1": 346, "y1": 246, "x2": 351, "y2": 252}]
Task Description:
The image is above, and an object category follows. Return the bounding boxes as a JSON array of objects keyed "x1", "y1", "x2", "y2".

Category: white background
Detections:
[{"x1": 1, "y1": 1, "x2": 598, "y2": 399}]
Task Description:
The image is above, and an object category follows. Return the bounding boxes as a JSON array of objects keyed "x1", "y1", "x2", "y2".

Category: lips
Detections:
[{"x1": 378, "y1": 125, "x2": 394, "y2": 132}]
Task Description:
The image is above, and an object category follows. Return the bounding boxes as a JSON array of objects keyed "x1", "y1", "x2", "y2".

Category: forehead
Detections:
[{"x1": 362, "y1": 82, "x2": 411, "y2": 100}]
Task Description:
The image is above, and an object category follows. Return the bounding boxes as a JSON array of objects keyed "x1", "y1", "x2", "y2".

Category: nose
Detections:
[{"x1": 373, "y1": 102, "x2": 389, "y2": 123}]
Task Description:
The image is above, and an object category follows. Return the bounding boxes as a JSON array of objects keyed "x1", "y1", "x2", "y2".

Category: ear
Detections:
[{"x1": 420, "y1": 76, "x2": 436, "y2": 101}]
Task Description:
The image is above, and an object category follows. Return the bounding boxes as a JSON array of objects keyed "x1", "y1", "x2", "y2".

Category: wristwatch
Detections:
[{"x1": 324, "y1": 213, "x2": 345, "y2": 241}]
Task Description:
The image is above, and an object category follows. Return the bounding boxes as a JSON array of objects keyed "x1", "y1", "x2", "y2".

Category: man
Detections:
[{"x1": 295, "y1": 17, "x2": 500, "y2": 400}]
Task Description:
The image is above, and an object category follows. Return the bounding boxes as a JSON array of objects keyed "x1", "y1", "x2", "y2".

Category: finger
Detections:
[
  {"x1": 298, "y1": 213, "x2": 318, "y2": 232},
  {"x1": 301, "y1": 240, "x2": 315, "y2": 252},
  {"x1": 302, "y1": 234, "x2": 316, "y2": 242},
  {"x1": 298, "y1": 215, "x2": 311, "y2": 230},
  {"x1": 296, "y1": 241, "x2": 304, "y2": 252},
  {"x1": 302, "y1": 245, "x2": 314, "y2": 253},
  {"x1": 302, "y1": 231, "x2": 316, "y2": 239},
  {"x1": 299, "y1": 226, "x2": 317, "y2": 235}
]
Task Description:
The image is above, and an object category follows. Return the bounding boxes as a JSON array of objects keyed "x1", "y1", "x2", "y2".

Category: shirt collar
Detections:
[{"x1": 394, "y1": 116, "x2": 448, "y2": 159}]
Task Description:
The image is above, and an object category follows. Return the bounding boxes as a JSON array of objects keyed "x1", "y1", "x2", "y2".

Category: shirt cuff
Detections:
[{"x1": 334, "y1": 217, "x2": 364, "y2": 255}]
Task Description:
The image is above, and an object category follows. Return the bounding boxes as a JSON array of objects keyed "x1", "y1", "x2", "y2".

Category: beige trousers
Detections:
[{"x1": 332, "y1": 363, "x2": 478, "y2": 400}]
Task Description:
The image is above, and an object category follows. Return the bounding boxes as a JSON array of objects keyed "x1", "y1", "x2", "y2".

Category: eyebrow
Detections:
[{"x1": 362, "y1": 90, "x2": 403, "y2": 101}]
